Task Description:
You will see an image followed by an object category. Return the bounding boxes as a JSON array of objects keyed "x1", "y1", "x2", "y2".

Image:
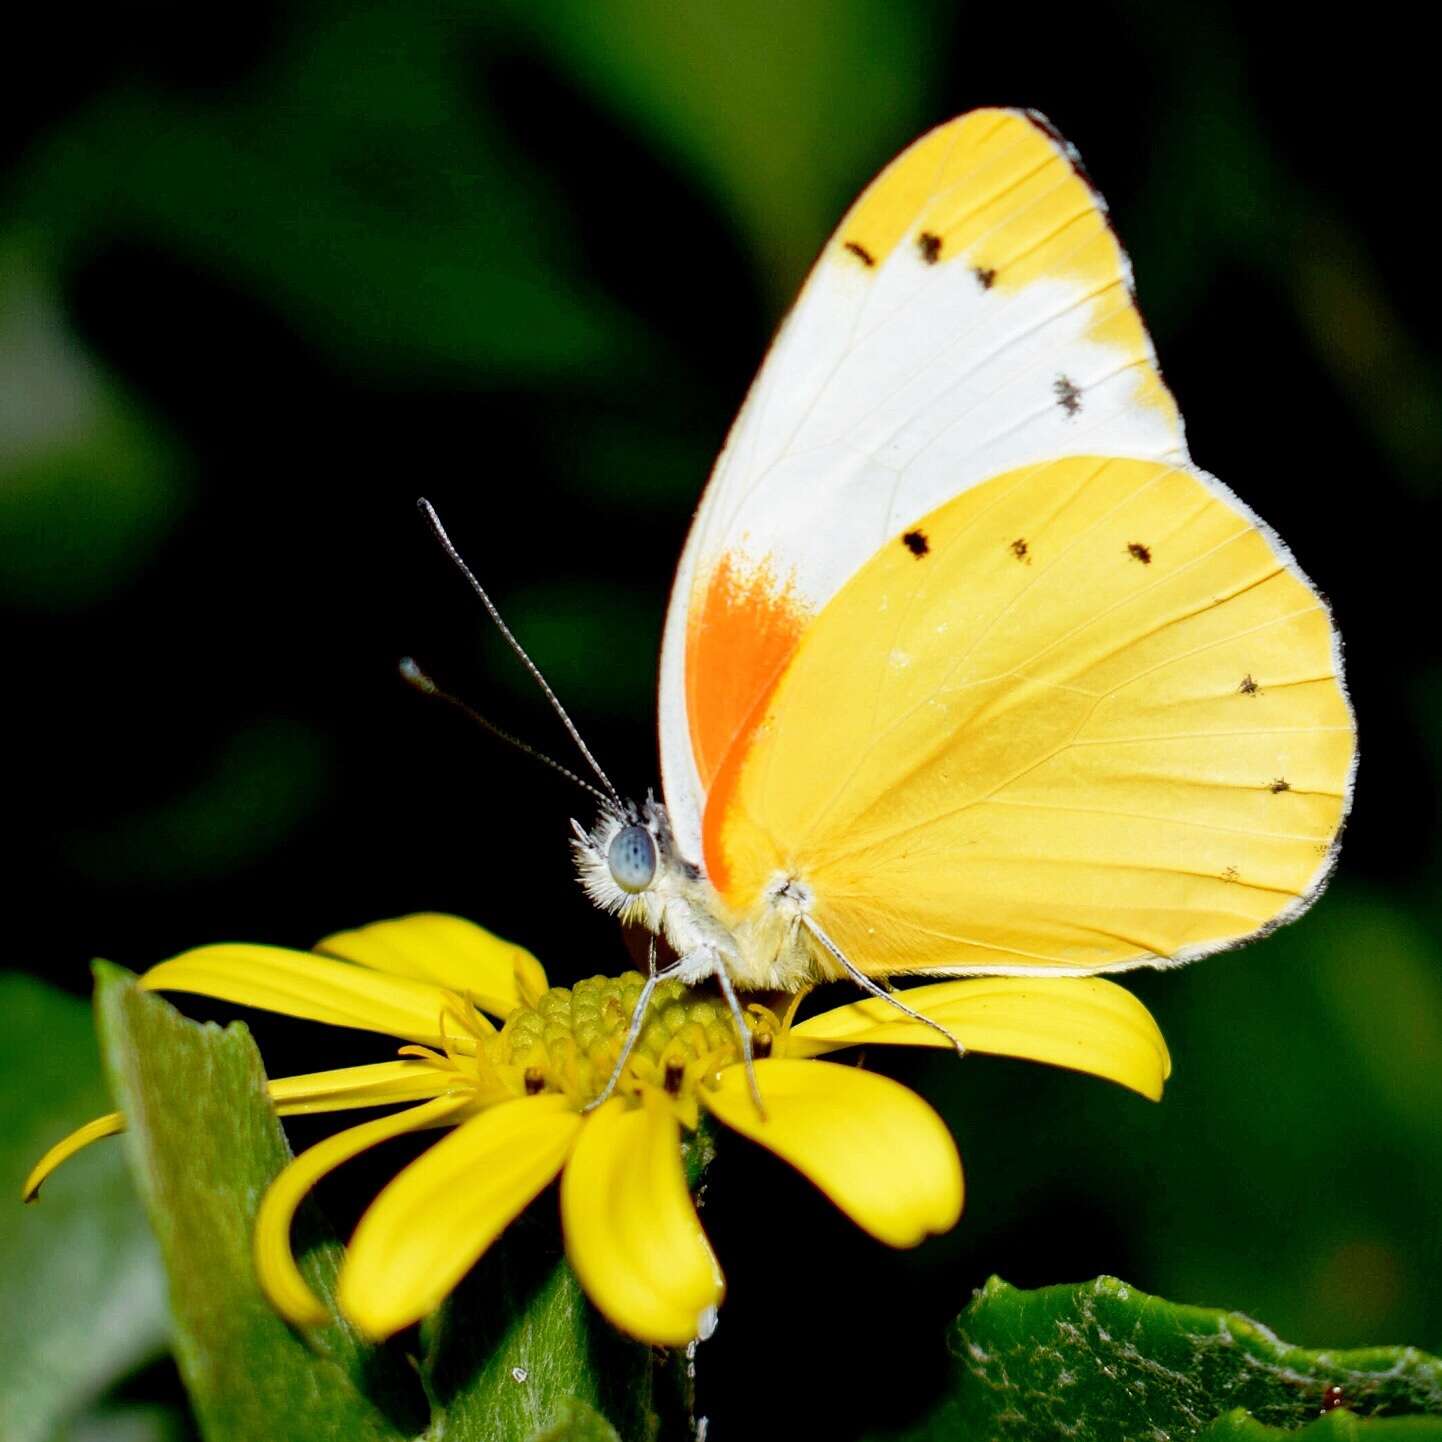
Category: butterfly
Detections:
[{"x1": 549, "y1": 108, "x2": 1356, "y2": 1076}]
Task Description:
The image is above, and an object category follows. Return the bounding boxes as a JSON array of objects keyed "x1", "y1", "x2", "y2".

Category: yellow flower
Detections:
[{"x1": 24, "y1": 913, "x2": 1170, "y2": 1346}]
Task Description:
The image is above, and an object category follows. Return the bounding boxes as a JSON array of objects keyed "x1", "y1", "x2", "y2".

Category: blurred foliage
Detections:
[
  {"x1": 0, "y1": 249, "x2": 187, "y2": 609},
  {"x1": 65, "y1": 719, "x2": 336, "y2": 886},
  {"x1": 507, "y1": 0, "x2": 938, "y2": 296},
  {"x1": 53, "y1": 1407, "x2": 194, "y2": 1442},
  {"x1": 4, "y1": 0, "x2": 1441, "y2": 1437},
  {"x1": 0, "y1": 976, "x2": 169, "y2": 1442},
  {"x1": 10, "y1": 11, "x2": 641, "y2": 386}
]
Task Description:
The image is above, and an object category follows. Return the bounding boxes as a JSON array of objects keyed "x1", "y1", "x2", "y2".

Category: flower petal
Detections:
[
  {"x1": 788, "y1": 977, "x2": 1171, "y2": 1100},
  {"x1": 254, "y1": 1094, "x2": 474, "y2": 1327},
  {"x1": 269, "y1": 1060, "x2": 464, "y2": 1116},
  {"x1": 21, "y1": 1113, "x2": 125, "y2": 1202},
  {"x1": 23, "y1": 1062, "x2": 472, "y2": 1202},
  {"x1": 140, "y1": 944, "x2": 456, "y2": 1044},
  {"x1": 316, "y1": 913, "x2": 548, "y2": 1018},
  {"x1": 561, "y1": 1094, "x2": 724, "y2": 1346},
  {"x1": 338, "y1": 1093, "x2": 581, "y2": 1339},
  {"x1": 702, "y1": 1058, "x2": 962, "y2": 1247}
]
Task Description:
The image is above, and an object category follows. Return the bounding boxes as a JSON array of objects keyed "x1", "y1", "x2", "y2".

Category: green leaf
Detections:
[
  {"x1": 0, "y1": 974, "x2": 169, "y2": 1442},
  {"x1": 891, "y1": 1276, "x2": 1442, "y2": 1441},
  {"x1": 422, "y1": 1209, "x2": 659, "y2": 1442},
  {"x1": 1200, "y1": 1408, "x2": 1442, "y2": 1439},
  {"x1": 92, "y1": 962, "x2": 421, "y2": 1442},
  {"x1": 527, "y1": 1399, "x2": 625, "y2": 1442}
]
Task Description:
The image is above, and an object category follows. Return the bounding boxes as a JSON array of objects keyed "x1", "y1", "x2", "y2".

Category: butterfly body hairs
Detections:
[{"x1": 570, "y1": 108, "x2": 1356, "y2": 1056}]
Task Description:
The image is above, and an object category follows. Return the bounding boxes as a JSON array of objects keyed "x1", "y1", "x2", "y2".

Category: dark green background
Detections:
[{"x1": 3, "y1": 2, "x2": 1439, "y2": 1438}]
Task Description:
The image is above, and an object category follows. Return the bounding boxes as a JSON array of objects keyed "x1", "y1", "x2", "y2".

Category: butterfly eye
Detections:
[{"x1": 607, "y1": 825, "x2": 657, "y2": 893}]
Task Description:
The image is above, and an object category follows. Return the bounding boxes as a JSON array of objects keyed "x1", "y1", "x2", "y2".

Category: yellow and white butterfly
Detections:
[{"x1": 555, "y1": 108, "x2": 1356, "y2": 1076}]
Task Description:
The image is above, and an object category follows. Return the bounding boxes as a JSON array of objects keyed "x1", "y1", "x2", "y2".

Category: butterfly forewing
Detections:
[{"x1": 660, "y1": 109, "x2": 1185, "y2": 861}]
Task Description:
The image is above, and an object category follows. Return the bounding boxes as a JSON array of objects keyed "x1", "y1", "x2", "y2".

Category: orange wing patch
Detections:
[{"x1": 686, "y1": 553, "x2": 808, "y2": 793}]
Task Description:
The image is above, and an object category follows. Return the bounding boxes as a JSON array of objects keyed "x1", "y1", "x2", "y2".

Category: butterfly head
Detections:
[{"x1": 571, "y1": 792, "x2": 699, "y2": 926}]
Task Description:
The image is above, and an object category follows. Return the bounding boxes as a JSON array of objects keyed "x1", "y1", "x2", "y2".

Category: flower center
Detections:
[{"x1": 493, "y1": 971, "x2": 774, "y2": 1107}]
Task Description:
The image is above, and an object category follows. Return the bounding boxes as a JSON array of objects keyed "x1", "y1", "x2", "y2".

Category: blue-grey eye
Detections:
[{"x1": 607, "y1": 824, "x2": 657, "y2": 893}]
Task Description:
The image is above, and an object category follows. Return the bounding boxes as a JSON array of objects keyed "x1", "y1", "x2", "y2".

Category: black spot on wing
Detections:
[
  {"x1": 1239, "y1": 674, "x2": 1259, "y2": 695},
  {"x1": 1010, "y1": 537, "x2": 1029, "y2": 562},
  {"x1": 902, "y1": 529, "x2": 930, "y2": 557},
  {"x1": 1270, "y1": 777, "x2": 1291, "y2": 794},
  {"x1": 1126, "y1": 541, "x2": 1152, "y2": 564},
  {"x1": 1054, "y1": 374, "x2": 1082, "y2": 416},
  {"x1": 1017, "y1": 108, "x2": 1179, "y2": 428},
  {"x1": 843, "y1": 240, "x2": 876, "y2": 267},
  {"x1": 917, "y1": 231, "x2": 942, "y2": 264},
  {"x1": 973, "y1": 265, "x2": 997, "y2": 290}
]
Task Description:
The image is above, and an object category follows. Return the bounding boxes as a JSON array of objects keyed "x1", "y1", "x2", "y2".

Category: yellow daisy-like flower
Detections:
[{"x1": 25, "y1": 913, "x2": 1170, "y2": 1346}]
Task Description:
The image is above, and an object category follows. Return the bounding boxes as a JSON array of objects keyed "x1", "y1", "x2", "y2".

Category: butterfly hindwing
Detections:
[{"x1": 704, "y1": 455, "x2": 1353, "y2": 975}]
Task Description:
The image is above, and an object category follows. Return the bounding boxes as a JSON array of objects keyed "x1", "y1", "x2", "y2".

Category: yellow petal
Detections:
[
  {"x1": 562, "y1": 1094, "x2": 723, "y2": 1346},
  {"x1": 269, "y1": 1060, "x2": 464, "y2": 1116},
  {"x1": 788, "y1": 977, "x2": 1171, "y2": 1101},
  {"x1": 21, "y1": 1113, "x2": 125, "y2": 1202},
  {"x1": 316, "y1": 913, "x2": 548, "y2": 1019},
  {"x1": 338, "y1": 1093, "x2": 580, "y2": 1339},
  {"x1": 23, "y1": 1062, "x2": 472, "y2": 1203},
  {"x1": 702, "y1": 1059, "x2": 962, "y2": 1247},
  {"x1": 140, "y1": 944, "x2": 456, "y2": 1044},
  {"x1": 254, "y1": 1094, "x2": 473, "y2": 1327}
]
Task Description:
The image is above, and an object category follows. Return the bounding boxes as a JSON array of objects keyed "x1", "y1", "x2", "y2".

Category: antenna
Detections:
[
  {"x1": 399, "y1": 659, "x2": 613, "y2": 806},
  {"x1": 416, "y1": 498, "x2": 622, "y2": 806}
]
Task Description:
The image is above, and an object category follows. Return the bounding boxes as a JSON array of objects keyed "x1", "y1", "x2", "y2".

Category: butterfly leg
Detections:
[
  {"x1": 586, "y1": 934, "x2": 682, "y2": 1111},
  {"x1": 802, "y1": 916, "x2": 967, "y2": 1056},
  {"x1": 714, "y1": 962, "x2": 768, "y2": 1121}
]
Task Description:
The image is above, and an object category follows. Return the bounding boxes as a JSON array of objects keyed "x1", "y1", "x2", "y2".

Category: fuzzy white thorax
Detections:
[{"x1": 571, "y1": 794, "x2": 823, "y2": 991}]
